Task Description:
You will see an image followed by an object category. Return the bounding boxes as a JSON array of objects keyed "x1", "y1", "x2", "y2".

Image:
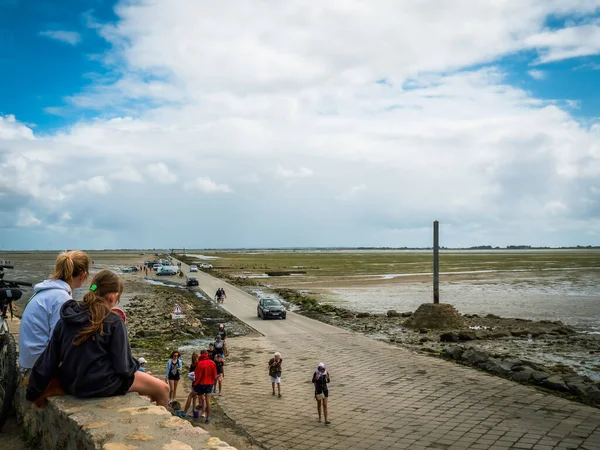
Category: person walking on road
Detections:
[
  {"x1": 215, "y1": 287, "x2": 226, "y2": 303},
  {"x1": 193, "y1": 350, "x2": 217, "y2": 423},
  {"x1": 216, "y1": 324, "x2": 229, "y2": 356},
  {"x1": 312, "y1": 362, "x2": 330, "y2": 425},
  {"x1": 19, "y1": 250, "x2": 91, "y2": 371},
  {"x1": 268, "y1": 352, "x2": 283, "y2": 398},
  {"x1": 166, "y1": 351, "x2": 182, "y2": 404}
]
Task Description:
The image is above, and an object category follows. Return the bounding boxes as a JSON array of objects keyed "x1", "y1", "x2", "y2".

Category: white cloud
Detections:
[
  {"x1": 38, "y1": 30, "x2": 81, "y2": 46},
  {"x1": 526, "y1": 23, "x2": 600, "y2": 64},
  {"x1": 185, "y1": 177, "x2": 231, "y2": 193},
  {"x1": 63, "y1": 176, "x2": 111, "y2": 194},
  {"x1": 144, "y1": 163, "x2": 177, "y2": 184},
  {"x1": 528, "y1": 69, "x2": 546, "y2": 80},
  {"x1": 111, "y1": 167, "x2": 144, "y2": 182},
  {"x1": 16, "y1": 210, "x2": 42, "y2": 227},
  {"x1": 276, "y1": 166, "x2": 314, "y2": 179}
]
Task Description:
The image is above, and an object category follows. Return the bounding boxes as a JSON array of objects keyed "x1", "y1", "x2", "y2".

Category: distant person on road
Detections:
[
  {"x1": 312, "y1": 362, "x2": 331, "y2": 425},
  {"x1": 19, "y1": 250, "x2": 91, "y2": 370},
  {"x1": 215, "y1": 287, "x2": 226, "y2": 303},
  {"x1": 268, "y1": 352, "x2": 283, "y2": 398},
  {"x1": 26, "y1": 269, "x2": 169, "y2": 407},
  {"x1": 166, "y1": 350, "x2": 183, "y2": 404},
  {"x1": 193, "y1": 350, "x2": 217, "y2": 424}
]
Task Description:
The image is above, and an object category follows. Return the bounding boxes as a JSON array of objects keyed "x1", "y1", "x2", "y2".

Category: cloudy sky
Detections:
[{"x1": 1, "y1": 0, "x2": 600, "y2": 250}]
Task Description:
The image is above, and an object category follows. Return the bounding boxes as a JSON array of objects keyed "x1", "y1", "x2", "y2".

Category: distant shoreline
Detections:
[{"x1": 2, "y1": 246, "x2": 599, "y2": 252}]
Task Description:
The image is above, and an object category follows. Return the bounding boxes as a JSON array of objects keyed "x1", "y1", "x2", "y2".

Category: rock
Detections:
[
  {"x1": 485, "y1": 314, "x2": 501, "y2": 319},
  {"x1": 457, "y1": 331, "x2": 478, "y2": 341},
  {"x1": 542, "y1": 375, "x2": 570, "y2": 392},
  {"x1": 565, "y1": 376, "x2": 590, "y2": 396},
  {"x1": 485, "y1": 358, "x2": 512, "y2": 376},
  {"x1": 531, "y1": 371, "x2": 550, "y2": 382},
  {"x1": 585, "y1": 387, "x2": 600, "y2": 404},
  {"x1": 356, "y1": 312, "x2": 371, "y2": 318},
  {"x1": 510, "y1": 329, "x2": 531, "y2": 337},
  {"x1": 443, "y1": 345, "x2": 465, "y2": 360},
  {"x1": 405, "y1": 303, "x2": 466, "y2": 330},
  {"x1": 488, "y1": 330, "x2": 510, "y2": 339},
  {"x1": 555, "y1": 326, "x2": 576, "y2": 335},
  {"x1": 401, "y1": 312, "x2": 413, "y2": 317},
  {"x1": 510, "y1": 366, "x2": 534, "y2": 382},
  {"x1": 386, "y1": 310, "x2": 400, "y2": 317},
  {"x1": 501, "y1": 358, "x2": 523, "y2": 369},
  {"x1": 462, "y1": 349, "x2": 489, "y2": 365},
  {"x1": 474, "y1": 330, "x2": 489, "y2": 340},
  {"x1": 419, "y1": 337, "x2": 430, "y2": 343},
  {"x1": 440, "y1": 332, "x2": 459, "y2": 343}
]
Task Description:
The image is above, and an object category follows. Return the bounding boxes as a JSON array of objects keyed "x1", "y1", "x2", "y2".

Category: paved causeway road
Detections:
[{"x1": 173, "y1": 258, "x2": 600, "y2": 450}]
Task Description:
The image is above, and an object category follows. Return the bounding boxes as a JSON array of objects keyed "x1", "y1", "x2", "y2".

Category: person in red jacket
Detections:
[{"x1": 193, "y1": 350, "x2": 217, "y2": 423}]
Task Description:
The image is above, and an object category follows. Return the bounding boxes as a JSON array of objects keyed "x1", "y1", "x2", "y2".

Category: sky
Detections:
[{"x1": 1, "y1": 0, "x2": 600, "y2": 250}]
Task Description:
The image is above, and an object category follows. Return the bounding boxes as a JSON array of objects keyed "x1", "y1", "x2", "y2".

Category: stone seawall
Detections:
[{"x1": 14, "y1": 381, "x2": 236, "y2": 450}]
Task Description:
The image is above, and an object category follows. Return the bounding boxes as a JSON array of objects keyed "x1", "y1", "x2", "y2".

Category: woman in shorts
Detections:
[
  {"x1": 312, "y1": 362, "x2": 330, "y2": 424},
  {"x1": 165, "y1": 350, "x2": 182, "y2": 404},
  {"x1": 267, "y1": 352, "x2": 282, "y2": 397}
]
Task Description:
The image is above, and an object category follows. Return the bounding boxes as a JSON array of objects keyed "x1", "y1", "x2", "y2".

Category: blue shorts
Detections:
[{"x1": 194, "y1": 384, "x2": 213, "y2": 395}]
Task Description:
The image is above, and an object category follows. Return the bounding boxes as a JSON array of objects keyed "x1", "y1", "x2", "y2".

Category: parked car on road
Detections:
[
  {"x1": 257, "y1": 298, "x2": 287, "y2": 320},
  {"x1": 189, "y1": 265, "x2": 198, "y2": 272},
  {"x1": 199, "y1": 263, "x2": 213, "y2": 269},
  {"x1": 186, "y1": 277, "x2": 199, "y2": 287},
  {"x1": 152, "y1": 264, "x2": 162, "y2": 271},
  {"x1": 156, "y1": 265, "x2": 178, "y2": 276}
]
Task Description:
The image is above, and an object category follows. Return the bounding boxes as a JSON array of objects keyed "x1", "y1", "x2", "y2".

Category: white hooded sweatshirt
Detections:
[{"x1": 18, "y1": 279, "x2": 72, "y2": 369}]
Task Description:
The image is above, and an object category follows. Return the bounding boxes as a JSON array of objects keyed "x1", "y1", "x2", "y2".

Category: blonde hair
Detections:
[
  {"x1": 51, "y1": 250, "x2": 91, "y2": 283},
  {"x1": 73, "y1": 269, "x2": 123, "y2": 346}
]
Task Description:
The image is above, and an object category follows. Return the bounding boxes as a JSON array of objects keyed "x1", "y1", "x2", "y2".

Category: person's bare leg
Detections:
[
  {"x1": 323, "y1": 398, "x2": 329, "y2": 424},
  {"x1": 129, "y1": 372, "x2": 169, "y2": 408},
  {"x1": 317, "y1": 399, "x2": 322, "y2": 422},
  {"x1": 184, "y1": 391, "x2": 194, "y2": 414},
  {"x1": 271, "y1": 381, "x2": 275, "y2": 394},
  {"x1": 218, "y1": 379, "x2": 222, "y2": 395},
  {"x1": 168, "y1": 380, "x2": 175, "y2": 401},
  {"x1": 173, "y1": 380, "x2": 179, "y2": 400},
  {"x1": 277, "y1": 382, "x2": 281, "y2": 396}
]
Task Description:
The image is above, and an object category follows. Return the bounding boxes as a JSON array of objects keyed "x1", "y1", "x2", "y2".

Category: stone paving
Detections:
[{"x1": 217, "y1": 332, "x2": 600, "y2": 450}]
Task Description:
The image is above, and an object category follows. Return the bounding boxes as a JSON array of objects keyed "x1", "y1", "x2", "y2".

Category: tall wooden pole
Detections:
[{"x1": 433, "y1": 220, "x2": 440, "y2": 304}]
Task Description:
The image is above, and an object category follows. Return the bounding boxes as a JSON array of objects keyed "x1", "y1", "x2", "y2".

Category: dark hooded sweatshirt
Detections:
[{"x1": 26, "y1": 300, "x2": 138, "y2": 401}]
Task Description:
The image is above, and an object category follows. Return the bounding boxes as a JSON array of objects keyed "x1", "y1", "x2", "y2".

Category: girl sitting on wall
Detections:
[{"x1": 26, "y1": 269, "x2": 169, "y2": 407}]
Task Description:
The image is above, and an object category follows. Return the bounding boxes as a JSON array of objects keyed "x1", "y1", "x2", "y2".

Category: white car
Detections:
[
  {"x1": 199, "y1": 263, "x2": 213, "y2": 269},
  {"x1": 189, "y1": 265, "x2": 198, "y2": 272}
]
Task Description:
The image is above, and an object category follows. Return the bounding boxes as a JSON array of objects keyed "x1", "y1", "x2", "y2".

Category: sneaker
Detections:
[
  {"x1": 218, "y1": 393, "x2": 222, "y2": 397},
  {"x1": 272, "y1": 392, "x2": 275, "y2": 396},
  {"x1": 205, "y1": 417, "x2": 210, "y2": 424},
  {"x1": 278, "y1": 394, "x2": 282, "y2": 398},
  {"x1": 201, "y1": 413, "x2": 206, "y2": 418},
  {"x1": 325, "y1": 420, "x2": 331, "y2": 425}
]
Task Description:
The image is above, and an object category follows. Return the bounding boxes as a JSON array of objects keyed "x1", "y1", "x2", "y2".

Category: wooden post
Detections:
[{"x1": 433, "y1": 220, "x2": 440, "y2": 304}]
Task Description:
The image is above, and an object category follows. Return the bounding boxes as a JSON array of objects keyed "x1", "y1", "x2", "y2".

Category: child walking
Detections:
[
  {"x1": 267, "y1": 352, "x2": 282, "y2": 398},
  {"x1": 26, "y1": 270, "x2": 169, "y2": 407},
  {"x1": 214, "y1": 353, "x2": 224, "y2": 396}
]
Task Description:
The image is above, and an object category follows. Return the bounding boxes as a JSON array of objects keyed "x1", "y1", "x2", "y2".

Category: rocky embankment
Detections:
[{"x1": 121, "y1": 278, "x2": 255, "y2": 368}]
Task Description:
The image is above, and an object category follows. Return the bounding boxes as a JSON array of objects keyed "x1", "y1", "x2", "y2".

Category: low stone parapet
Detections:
[{"x1": 14, "y1": 383, "x2": 235, "y2": 450}]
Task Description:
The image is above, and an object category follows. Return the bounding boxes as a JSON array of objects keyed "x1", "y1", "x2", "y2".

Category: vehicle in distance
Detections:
[
  {"x1": 257, "y1": 298, "x2": 287, "y2": 320},
  {"x1": 189, "y1": 265, "x2": 198, "y2": 272},
  {"x1": 186, "y1": 277, "x2": 199, "y2": 287},
  {"x1": 199, "y1": 263, "x2": 213, "y2": 269},
  {"x1": 152, "y1": 264, "x2": 162, "y2": 271},
  {"x1": 156, "y1": 265, "x2": 178, "y2": 276},
  {"x1": 121, "y1": 266, "x2": 138, "y2": 273}
]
